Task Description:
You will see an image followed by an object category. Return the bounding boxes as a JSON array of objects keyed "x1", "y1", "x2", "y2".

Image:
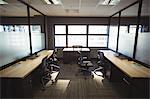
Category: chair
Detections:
[
  {"x1": 48, "y1": 48, "x2": 58, "y2": 65},
  {"x1": 94, "y1": 51, "x2": 106, "y2": 76},
  {"x1": 77, "y1": 51, "x2": 93, "y2": 75},
  {"x1": 41, "y1": 57, "x2": 60, "y2": 90},
  {"x1": 40, "y1": 57, "x2": 52, "y2": 90}
]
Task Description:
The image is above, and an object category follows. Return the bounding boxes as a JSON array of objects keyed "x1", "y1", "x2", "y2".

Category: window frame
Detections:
[{"x1": 54, "y1": 24, "x2": 108, "y2": 48}]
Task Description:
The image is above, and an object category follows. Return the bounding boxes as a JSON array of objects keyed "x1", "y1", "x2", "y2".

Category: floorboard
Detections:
[{"x1": 33, "y1": 60, "x2": 127, "y2": 99}]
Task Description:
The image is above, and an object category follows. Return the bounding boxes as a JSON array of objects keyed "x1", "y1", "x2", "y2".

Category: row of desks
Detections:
[
  {"x1": 101, "y1": 50, "x2": 150, "y2": 98},
  {"x1": 101, "y1": 50, "x2": 150, "y2": 78},
  {"x1": 0, "y1": 50, "x2": 54, "y2": 98},
  {"x1": 0, "y1": 50, "x2": 54, "y2": 78}
]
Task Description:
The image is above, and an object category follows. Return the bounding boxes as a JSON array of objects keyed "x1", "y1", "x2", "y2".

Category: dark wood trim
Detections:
[
  {"x1": 53, "y1": 24, "x2": 56, "y2": 48},
  {"x1": 66, "y1": 25, "x2": 68, "y2": 47},
  {"x1": 86, "y1": 25, "x2": 89, "y2": 47},
  {"x1": 27, "y1": 6, "x2": 32, "y2": 55},
  {"x1": 133, "y1": 0, "x2": 143, "y2": 58},
  {"x1": 44, "y1": 15, "x2": 46, "y2": 49},
  {"x1": 116, "y1": 12, "x2": 121, "y2": 52},
  {"x1": 107, "y1": 17, "x2": 111, "y2": 48}
]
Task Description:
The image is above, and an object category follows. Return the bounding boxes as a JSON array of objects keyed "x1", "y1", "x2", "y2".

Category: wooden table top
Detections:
[
  {"x1": 0, "y1": 50, "x2": 54, "y2": 78},
  {"x1": 101, "y1": 50, "x2": 150, "y2": 78},
  {"x1": 63, "y1": 48, "x2": 90, "y2": 52}
]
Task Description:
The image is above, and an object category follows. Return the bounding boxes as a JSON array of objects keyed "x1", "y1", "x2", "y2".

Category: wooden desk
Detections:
[
  {"x1": 0, "y1": 50, "x2": 54, "y2": 78},
  {"x1": 63, "y1": 48, "x2": 90, "y2": 52},
  {"x1": 63, "y1": 48, "x2": 90, "y2": 63},
  {"x1": 102, "y1": 50, "x2": 150, "y2": 78},
  {"x1": 100, "y1": 50, "x2": 150, "y2": 98},
  {"x1": 0, "y1": 50, "x2": 54, "y2": 98}
]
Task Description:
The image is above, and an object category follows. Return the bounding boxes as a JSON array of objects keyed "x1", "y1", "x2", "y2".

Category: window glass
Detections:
[
  {"x1": 88, "y1": 36, "x2": 107, "y2": 47},
  {"x1": 68, "y1": 25, "x2": 86, "y2": 34},
  {"x1": 108, "y1": 26, "x2": 118, "y2": 50},
  {"x1": 89, "y1": 25, "x2": 107, "y2": 34},
  {"x1": 55, "y1": 35, "x2": 66, "y2": 47},
  {"x1": 55, "y1": 25, "x2": 66, "y2": 34},
  {"x1": 68, "y1": 35, "x2": 86, "y2": 47}
]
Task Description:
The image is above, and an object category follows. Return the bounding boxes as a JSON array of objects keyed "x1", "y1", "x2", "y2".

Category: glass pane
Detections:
[
  {"x1": 108, "y1": 13, "x2": 119, "y2": 51},
  {"x1": 0, "y1": 0, "x2": 30, "y2": 67},
  {"x1": 68, "y1": 35, "x2": 86, "y2": 47},
  {"x1": 135, "y1": 0, "x2": 150, "y2": 66},
  {"x1": 30, "y1": 8, "x2": 45, "y2": 53},
  {"x1": 108, "y1": 26, "x2": 118, "y2": 50},
  {"x1": 118, "y1": 3, "x2": 139, "y2": 58},
  {"x1": 68, "y1": 25, "x2": 86, "y2": 34},
  {"x1": 55, "y1": 25, "x2": 66, "y2": 34},
  {"x1": 55, "y1": 35, "x2": 66, "y2": 47},
  {"x1": 89, "y1": 25, "x2": 107, "y2": 34},
  {"x1": 118, "y1": 26, "x2": 136, "y2": 58},
  {"x1": 88, "y1": 36, "x2": 107, "y2": 47}
]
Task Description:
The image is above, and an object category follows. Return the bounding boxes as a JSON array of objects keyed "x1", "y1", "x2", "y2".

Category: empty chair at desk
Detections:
[
  {"x1": 48, "y1": 48, "x2": 58, "y2": 65},
  {"x1": 72, "y1": 45, "x2": 83, "y2": 48},
  {"x1": 77, "y1": 51, "x2": 93, "y2": 75},
  {"x1": 94, "y1": 51, "x2": 106, "y2": 76},
  {"x1": 40, "y1": 57, "x2": 52, "y2": 90}
]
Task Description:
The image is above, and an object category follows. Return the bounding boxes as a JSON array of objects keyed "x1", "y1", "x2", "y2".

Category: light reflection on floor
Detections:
[
  {"x1": 92, "y1": 71, "x2": 104, "y2": 85},
  {"x1": 54, "y1": 79, "x2": 70, "y2": 93}
]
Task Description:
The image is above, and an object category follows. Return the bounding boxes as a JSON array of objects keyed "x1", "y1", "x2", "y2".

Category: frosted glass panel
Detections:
[
  {"x1": 135, "y1": 34, "x2": 150, "y2": 65},
  {"x1": 0, "y1": 31, "x2": 30, "y2": 67},
  {"x1": 108, "y1": 26, "x2": 118, "y2": 51},
  {"x1": 31, "y1": 32, "x2": 45, "y2": 53},
  {"x1": 118, "y1": 26, "x2": 135, "y2": 57}
]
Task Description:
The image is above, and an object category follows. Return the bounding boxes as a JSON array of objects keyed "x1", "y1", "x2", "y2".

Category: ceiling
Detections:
[{"x1": 0, "y1": 0, "x2": 149, "y2": 17}]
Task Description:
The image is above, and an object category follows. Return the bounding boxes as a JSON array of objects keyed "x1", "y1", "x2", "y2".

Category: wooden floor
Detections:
[{"x1": 33, "y1": 60, "x2": 127, "y2": 99}]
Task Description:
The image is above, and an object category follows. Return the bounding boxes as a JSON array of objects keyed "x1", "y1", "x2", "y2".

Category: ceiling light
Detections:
[
  {"x1": 99, "y1": 0, "x2": 121, "y2": 6},
  {"x1": 44, "y1": 0, "x2": 61, "y2": 5},
  {"x1": 0, "y1": 0, "x2": 8, "y2": 5},
  {"x1": 44, "y1": 0, "x2": 52, "y2": 4},
  {"x1": 109, "y1": 0, "x2": 120, "y2": 5},
  {"x1": 52, "y1": 0, "x2": 61, "y2": 5},
  {"x1": 102, "y1": 0, "x2": 110, "y2": 5}
]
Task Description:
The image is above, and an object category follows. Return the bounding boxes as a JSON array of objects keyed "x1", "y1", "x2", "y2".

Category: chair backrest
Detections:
[
  {"x1": 98, "y1": 51, "x2": 105, "y2": 61},
  {"x1": 41, "y1": 57, "x2": 48, "y2": 72},
  {"x1": 72, "y1": 45, "x2": 83, "y2": 48}
]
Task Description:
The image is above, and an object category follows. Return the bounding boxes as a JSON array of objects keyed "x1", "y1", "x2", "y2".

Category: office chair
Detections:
[
  {"x1": 41, "y1": 57, "x2": 60, "y2": 90},
  {"x1": 40, "y1": 57, "x2": 52, "y2": 90},
  {"x1": 94, "y1": 51, "x2": 106, "y2": 76},
  {"x1": 77, "y1": 51, "x2": 93, "y2": 75},
  {"x1": 48, "y1": 48, "x2": 58, "y2": 65}
]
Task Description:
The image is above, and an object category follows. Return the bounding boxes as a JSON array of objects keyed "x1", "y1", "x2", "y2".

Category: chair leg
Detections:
[{"x1": 41, "y1": 77, "x2": 45, "y2": 90}]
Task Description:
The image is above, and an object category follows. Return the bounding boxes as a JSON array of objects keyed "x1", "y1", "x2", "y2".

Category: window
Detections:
[
  {"x1": 68, "y1": 35, "x2": 86, "y2": 47},
  {"x1": 68, "y1": 25, "x2": 86, "y2": 34},
  {"x1": 54, "y1": 25, "x2": 108, "y2": 47},
  {"x1": 55, "y1": 25, "x2": 66, "y2": 34},
  {"x1": 89, "y1": 25, "x2": 107, "y2": 34},
  {"x1": 129, "y1": 25, "x2": 142, "y2": 33},
  {"x1": 55, "y1": 35, "x2": 66, "y2": 47},
  {"x1": 54, "y1": 25, "x2": 66, "y2": 47},
  {"x1": 88, "y1": 25, "x2": 108, "y2": 47},
  {"x1": 68, "y1": 25, "x2": 87, "y2": 47},
  {"x1": 88, "y1": 36, "x2": 107, "y2": 47}
]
